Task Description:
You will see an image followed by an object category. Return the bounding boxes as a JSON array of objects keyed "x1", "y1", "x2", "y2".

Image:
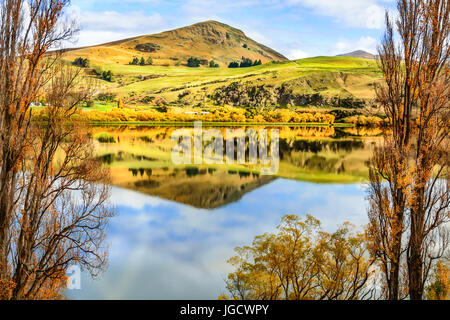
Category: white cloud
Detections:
[
  {"x1": 285, "y1": 0, "x2": 389, "y2": 30},
  {"x1": 288, "y1": 48, "x2": 309, "y2": 59},
  {"x1": 333, "y1": 36, "x2": 378, "y2": 55},
  {"x1": 69, "y1": 31, "x2": 135, "y2": 47},
  {"x1": 111, "y1": 187, "x2": 166, "y2": 210},
  {"x1": 66, "y1": 5, "x2": 167, "y2": 47},
  {"x1": 80, "y1": 11, "x2": 164, "y2": 32}
]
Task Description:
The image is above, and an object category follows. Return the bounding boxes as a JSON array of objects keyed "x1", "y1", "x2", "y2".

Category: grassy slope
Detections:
[
  {"x1": 62, "y1": 21, "x2": 288, "y2": 66},
  {"x1": 64, "y1": 56, "x2": 382, "y2": 109}
]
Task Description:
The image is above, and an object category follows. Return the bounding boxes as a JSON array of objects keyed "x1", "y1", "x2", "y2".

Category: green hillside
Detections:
[
  {"x1": 66, "y1": 56, "x2": 381, "y2": 108},
  {"x1": 60, "y1": 21, "x2": 383, "y2": 116}
]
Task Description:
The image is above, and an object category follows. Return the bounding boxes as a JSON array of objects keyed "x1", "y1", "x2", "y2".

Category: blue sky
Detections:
[{"x1": 67, "y1": 0, "x2": 396, "y2": 59}]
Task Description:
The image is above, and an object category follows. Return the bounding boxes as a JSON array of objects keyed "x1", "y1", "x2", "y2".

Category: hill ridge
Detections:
[
  {"x1": 336, "y1": 50, "x2": 377, "y2": 60},
  {"x1": 62, "y1": 20, "x2": 288, "y2": 66}
]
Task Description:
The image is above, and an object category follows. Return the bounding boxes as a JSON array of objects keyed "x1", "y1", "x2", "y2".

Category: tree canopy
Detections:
[{"x1": 187, "y1": 57, "x2": 201, "y2": 67}]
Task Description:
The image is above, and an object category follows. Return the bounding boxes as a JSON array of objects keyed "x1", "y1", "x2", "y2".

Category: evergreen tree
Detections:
[
  {"x1": 239, "y1": 57, "x2": 253, "y2": 68},
  {"x1": 253, "y1": 59, "x2": 262, "y2": 66},
  {"x1": 187, "y1": 57, "x2": 201, "y2": 67},
  {"x1": 129, "y1": 57, "x2": 140, "y2": 65},
  {"x1": 73, "y1": 57, "x2": 90, "y2": 68},
  {"x1": 102, "y1": 70, "x2": 114, "y2": 82}
]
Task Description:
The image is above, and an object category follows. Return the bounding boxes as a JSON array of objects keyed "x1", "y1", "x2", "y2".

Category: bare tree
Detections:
[
  {"x1": 406, "y1": 0, "x2": 449, "y2": 299},
  {"x1": 367, "y1": 0, "x2": 449, "y2": 300},
  {"x1": 367, "y1": 138, "x2": 410, "y2": 300},
  {"x1": 0, "y1": 0, "x2": 114, "y2": 300}
]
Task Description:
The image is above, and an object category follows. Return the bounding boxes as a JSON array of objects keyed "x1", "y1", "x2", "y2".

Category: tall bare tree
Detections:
[
  {"x1": 0, "y1": 0, "x2": 113, "y2": 300},
  {"x1": 405, "y1": 0, "x2": 449, "y2": 300},
  {"x1": 367, "y1": 0, "x2": 449, "y2": 300}
]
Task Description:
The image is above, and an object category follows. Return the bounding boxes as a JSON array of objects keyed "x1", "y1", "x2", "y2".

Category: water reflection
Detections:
[
  {"x1": 67, "y1": 180, "x2": 368, "y2": 300},
  {"x1": 66, "y1": 125, "x2": 379, "y2": 299},
  {"x1": 92, "y1": 126, "x2": 380, "y2": 208}
]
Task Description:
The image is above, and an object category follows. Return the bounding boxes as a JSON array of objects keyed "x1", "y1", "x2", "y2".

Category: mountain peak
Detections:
[
  {"x1": 63, "y1": 21, "x2": 288, "y2": 65},
  {"x1": 191, "y1": 20, "x2": 243, "y2": 30},
  {"x1": 162, "y1": 20, "x2": 247, "y2": 39},
  {"x1": 193, "y1": 20, "x2": 234, "y2": 27},
  {"x1": 336, "y1": 50, "x2": 377, "y2": 60}
]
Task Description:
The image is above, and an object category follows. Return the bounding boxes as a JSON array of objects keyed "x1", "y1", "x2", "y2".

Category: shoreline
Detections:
[{"x1": 87, "y1": 121, "x2": 356, "y2": 127}]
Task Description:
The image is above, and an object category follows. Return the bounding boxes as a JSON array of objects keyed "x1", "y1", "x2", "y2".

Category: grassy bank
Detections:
[{"x1": 88, "y1": 121, "x2": 355, "y2": 127}]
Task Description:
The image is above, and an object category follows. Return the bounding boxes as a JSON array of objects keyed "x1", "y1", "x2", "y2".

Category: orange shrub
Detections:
[{"x1": 32, "y1": 106, "x2": 340, "y2": 124}]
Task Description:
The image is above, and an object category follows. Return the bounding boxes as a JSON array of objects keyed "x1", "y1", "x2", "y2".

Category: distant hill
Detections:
[
  {"x1": 62, "y1": 20, "x2": 288, "y2": 66},
  {"x1": 336, "y1": 50, "x2": 377, "y2": 60}
]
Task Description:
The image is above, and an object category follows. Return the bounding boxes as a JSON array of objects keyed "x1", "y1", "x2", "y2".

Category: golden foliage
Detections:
[
  {"x1": 32, "y1": 106, "x2": 338, "y2": 124},
  {"x1": 426, "y1": 262, "x2": 450, "y2": 300},
  {"x1": 368, "y1": 0, "x2": 449, "y2": 300},
  {"x1": 224, "y1": 215, "x2": 377, "y2": 300}
]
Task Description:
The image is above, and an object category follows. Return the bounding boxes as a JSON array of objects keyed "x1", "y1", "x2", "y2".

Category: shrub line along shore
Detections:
[{"x1": 86, "y1": 121, "x2": 355, "y2": 127}]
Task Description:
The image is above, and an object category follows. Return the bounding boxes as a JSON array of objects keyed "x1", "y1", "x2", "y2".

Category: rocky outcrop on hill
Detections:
[{"x1": 211, "y1": 80, "x2": 368, "y2": 109}]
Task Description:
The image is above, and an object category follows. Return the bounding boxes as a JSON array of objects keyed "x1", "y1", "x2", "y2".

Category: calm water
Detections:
[{"x1": 67, "y1": 125, "x2": 380, "y2": 300}]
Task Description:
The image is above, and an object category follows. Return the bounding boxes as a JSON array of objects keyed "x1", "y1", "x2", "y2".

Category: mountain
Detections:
[
  {"x1": 336, "y1": 50, "x2": 377, "y2": 60},
  {"x1": 62, "y1": 20, "x2": 288, "y2": 66},
  {"x1": 128, "y1": 171, "x2": 275, "y2": 209}
]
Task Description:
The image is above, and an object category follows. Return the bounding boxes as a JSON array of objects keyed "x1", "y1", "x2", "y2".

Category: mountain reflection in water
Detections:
[{"x1": 92, "y1": 125, "x2": 381, "y2": 209}]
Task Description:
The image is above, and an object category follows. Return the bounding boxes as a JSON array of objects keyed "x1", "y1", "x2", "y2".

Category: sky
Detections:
[{"x1": 67, "y1": 0, "x2": 397, "y2": 59}]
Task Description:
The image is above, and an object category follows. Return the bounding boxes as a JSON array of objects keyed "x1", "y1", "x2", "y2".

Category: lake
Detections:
[{"x1": 67, "y1": 125, "x2": 381, "y2": 300}]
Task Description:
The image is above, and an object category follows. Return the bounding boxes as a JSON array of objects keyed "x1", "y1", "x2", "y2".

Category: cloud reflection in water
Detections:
[{"x1": 67, "y1": 179, "x2": 367, "y2": 300}]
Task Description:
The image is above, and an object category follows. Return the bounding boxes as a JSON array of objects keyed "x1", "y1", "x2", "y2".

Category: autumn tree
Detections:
[
  {"x1": 367, "y1": 0, "x2": 449, "y2": 300},
  {"x1": 223, "y1": 215, "x2": 377, "y2": 300},
  {"x1": 0, "y1": 0, "x2": 114, "y2": 300},
  {"x1": 426, "y1": 261, "x2": 450, "y2": 300},
  {"x1": 117, "y1": 98, "x2": 124, "y2": 109}
]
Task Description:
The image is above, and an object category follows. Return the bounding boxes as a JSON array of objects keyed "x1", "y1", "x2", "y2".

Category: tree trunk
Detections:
[
  {"x1": 408, "y1": 246, "x2": 424, "y2": 300},
  {"x1": 0, "y1": 166, "x2": 13, "y2": 280},
  {"x1": 408, "y1": 194, "x2": 425, "y2": 301},
  {"x1": 388, "y1": 232, "x2": 402, "y2": 300}
]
